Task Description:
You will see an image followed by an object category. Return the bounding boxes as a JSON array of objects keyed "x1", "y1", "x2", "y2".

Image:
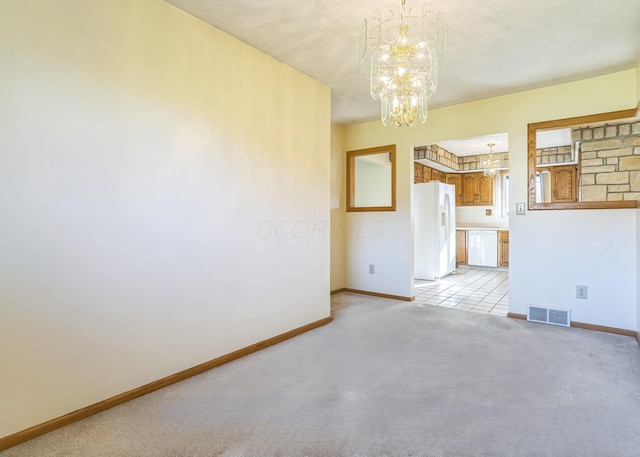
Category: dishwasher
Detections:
[{"x1": 467, "y1": 230, "x2": 498, "y2": 267}]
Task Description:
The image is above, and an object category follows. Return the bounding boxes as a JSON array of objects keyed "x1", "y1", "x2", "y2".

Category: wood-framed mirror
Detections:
[
  {"x1": 527, "y1": 108, "x2": 639, "y2": 210},
  {"x1": 347, "y1": 144, "x2": 396, "y2": 212}
]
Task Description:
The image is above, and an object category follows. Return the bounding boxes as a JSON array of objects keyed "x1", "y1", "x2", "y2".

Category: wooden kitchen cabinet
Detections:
[
  {"x1": 414, "y1": 163, "x2": 435, "y2": 183},
  {"x1": 419, "y1": 170, "x2": 493, "y2": 206},
  {"x1": 536, "y1": 165, "x2": 577, "y2": 202},
  {"x1": 477, "y1": 174, "x2": 494, "y2": 205},
  {"x1": 446, "y1": 174, "x2": 463, "y2": 206},
  {"x1": 461, "y1": 172, "x2": 494, "y2": 206},
  {"x1": 461, "y1": 174, "x2": 477, "y2": 205},
  {"x1": 498, "y1": 230, "x2": 509, "y2": 267},
  {"x1": 423, "y1": 166, "x2": 432, "y2": 182},
  {"x1": 414, "y1": 163, "x2": 447, "y2": 184},
  {"x1": 456, "y1": 230, "x2": 467, "y2": 265},
  {"x1": 551, "y1": 165, "x2": 578, "y2": 202},
  {"x1": 414, "y1": 162, "x2": 424, "y2": 183}
]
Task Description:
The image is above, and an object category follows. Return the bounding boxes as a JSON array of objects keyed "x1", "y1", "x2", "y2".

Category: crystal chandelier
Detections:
[
  {"x1": 483, "y1": 143, "x2": 501, "y2": 178},
  {"x1": 359, "y1": 0, "x2": 447, "y2": 127}
]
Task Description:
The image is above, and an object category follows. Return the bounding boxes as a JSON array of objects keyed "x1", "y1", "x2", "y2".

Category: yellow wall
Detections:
[
  {"x1": 344, "y1": 70, "x2": 638, "y2": 328},
  {"x1": 330, "y1": 124, "x2": 346, "y2": 290},
  {"x1": 0, "y1": 0, "x2": 331, "y2": 439},
  {"x1": 637, "y1": 60, "x2": 640, "y2": 106}
]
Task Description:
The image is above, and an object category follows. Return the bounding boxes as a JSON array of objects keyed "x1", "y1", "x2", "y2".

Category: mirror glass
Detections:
[
  {"x1": 347, "y1": 145, "x2": 396, "y2": 212},
  {"x1": 528, "y1": 109, "x2": 638, "y2": 210}
]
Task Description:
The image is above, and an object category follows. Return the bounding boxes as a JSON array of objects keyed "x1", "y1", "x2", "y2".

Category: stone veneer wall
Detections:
[
  {"x1": 536, "y1": 145, "x2": 573, "y2": 165},
  {"x1": 576, "y1": 120, "x2": 640, "y2": 201},
  {"x1": 414, "y1": 145, "x2": 509, "y2": 172}
]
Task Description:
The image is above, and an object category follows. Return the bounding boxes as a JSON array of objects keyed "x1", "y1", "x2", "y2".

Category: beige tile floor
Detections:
[{"x1": 414, "y1": 266, "x2": 509, "y2": 316}]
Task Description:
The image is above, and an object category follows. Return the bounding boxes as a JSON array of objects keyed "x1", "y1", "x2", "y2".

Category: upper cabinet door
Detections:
[
  {"x1": 423, "y1": 166, "x2": 432, "y2": 182},
  {"x1": 414, "y1": 162, "x2": 424, "y2": 183},
  {"x1": 460, "y1": 173, "x2": 494, "y2": 206},
  {"x1": 476, "y1": 174, "x2": 494, "y2": 205},
  {"x1": 461, "y1": 173, "x2": 479, "y2": 205},
  {"x1": 446, "y1": 174, "x2": 463, "y2": 206},
  {"x1": 551, "y1": 165, "x2": 577, "y2": 202}
]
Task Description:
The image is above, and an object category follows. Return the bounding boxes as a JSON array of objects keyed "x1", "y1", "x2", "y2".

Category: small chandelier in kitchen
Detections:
[
  {"x1": 359, "y1": 0, "x2": 447, "y2": 127},
  {"x1": 483, "y1": 143, "x2": 501, "y2": 178}
]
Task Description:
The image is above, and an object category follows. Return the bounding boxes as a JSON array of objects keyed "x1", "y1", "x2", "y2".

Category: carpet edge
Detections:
[{"x1": 0, "y1": 315, "x2": 333, "y2": 452}]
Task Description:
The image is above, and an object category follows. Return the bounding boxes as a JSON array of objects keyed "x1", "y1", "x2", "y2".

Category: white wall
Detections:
[
  {"x1": 344, "y1": 131, "x2": 414, "y2": 298},
  {"x1": 0, "y1": 0, "x2": 331, "y2": 439},
  {"x1": 344, "y1": 70, "x2": 638, "y2": 328},
  {"x1": 457, "y1": 206, "x2": 507, "y2": 227},
  {"x1": 511, "y1": 210, "x2": 636, "y2": 329}
]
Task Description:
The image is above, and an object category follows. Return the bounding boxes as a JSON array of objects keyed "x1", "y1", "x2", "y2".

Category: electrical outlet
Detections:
[
  {"x1": 485, "y1": 209, "x2": 492, "y2": 216},
  {"x1": 576, "y1": 285, "x2": 588, "y2": 299},
  {"x1": 369, "y1": 264, "x2": 375, "y2": 274}
]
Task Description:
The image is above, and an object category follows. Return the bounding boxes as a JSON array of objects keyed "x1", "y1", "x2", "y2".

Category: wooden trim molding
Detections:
[
  {"x1": 527, "y1": 200, "x2": 637, "y2": 211},
  {"x1": 0, "y1": 316, "x2": 332, "y2": 452},
  {"x1": 571, "y1": 321, "x2": 637, "y2": 338},
  {"x1": 507, "y1": 313, "x2": 636, "y2": 337},
  {"x1": 346, "y1": 144, "x2": 397, "y2": 212},
  {"x1": 330, "y1": 288, "x2": 347, "y2": 295},
  {"x1": 341, "y1": 288, "x2": 413, "y2": 302}
]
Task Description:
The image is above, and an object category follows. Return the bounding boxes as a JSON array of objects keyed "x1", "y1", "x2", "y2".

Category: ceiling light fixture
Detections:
[
  {"x1": 359, "y1": 0, "x2": 447, "y2": 128},
  {"x1": 483, "y1": 143, "x2": 500, "y2": 178}
]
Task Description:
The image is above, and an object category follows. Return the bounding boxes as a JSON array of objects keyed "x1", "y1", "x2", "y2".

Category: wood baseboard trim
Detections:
[
  {"x1": 342, "y1": 288, "x2": 413, "y2": 302},
  {"x1": 508, "y1": 313, "x2": 635, "y2": 338},
  {"x1": 570, "y1": 321, "x2": 636, "y2": 338},
  {"x1": 330, "y1": 288, "x2": 346, "y2": 295},
  {"x1": 0, "y1": 316, "x2": 332, "y2": 453}
]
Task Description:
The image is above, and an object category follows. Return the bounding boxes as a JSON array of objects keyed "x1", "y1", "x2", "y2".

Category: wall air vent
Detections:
[{"x1": 528, "y1": 305, "x2": 570, "y2": 327}]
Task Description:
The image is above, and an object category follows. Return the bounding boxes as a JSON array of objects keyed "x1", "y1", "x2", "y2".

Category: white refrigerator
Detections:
[{"x1": 414, "y1": 181, "x2": 456, "y2": 280}]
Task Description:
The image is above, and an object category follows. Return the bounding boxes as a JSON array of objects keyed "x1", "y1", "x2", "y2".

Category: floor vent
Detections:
[{"x1": 528, "y1": 305, "x2": 570, "y2": 327}]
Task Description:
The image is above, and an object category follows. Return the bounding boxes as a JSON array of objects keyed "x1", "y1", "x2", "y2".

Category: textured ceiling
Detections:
[
  {"x1": 165, "y1": 0, "x2": 640, "y2": 126},
  {"x1": 437, "y1": 133, "x2": 509, "y2": 156}
]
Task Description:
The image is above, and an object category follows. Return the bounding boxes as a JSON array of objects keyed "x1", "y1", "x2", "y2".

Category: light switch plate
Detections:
[{"x1": 516, "y1": 202, "x2": 525, "y2": 215}]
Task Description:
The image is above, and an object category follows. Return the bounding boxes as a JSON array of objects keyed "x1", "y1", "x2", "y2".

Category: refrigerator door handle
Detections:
[{"x1": 443, "y1": 193, "x2": 451, "y2": 237}]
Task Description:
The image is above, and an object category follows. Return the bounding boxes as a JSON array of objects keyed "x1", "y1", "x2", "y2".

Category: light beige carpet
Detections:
[{"x1": 3, "y1": 292, "x2": 640, "y2": 457}]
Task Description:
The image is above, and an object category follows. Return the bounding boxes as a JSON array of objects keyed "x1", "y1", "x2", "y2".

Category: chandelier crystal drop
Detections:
[
  {"x1": 359, "y1": 0, "x2": 447, "y2": 127},
  {"x1": 483, "y1": 143, "x2": 501, "y2": 178}
]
